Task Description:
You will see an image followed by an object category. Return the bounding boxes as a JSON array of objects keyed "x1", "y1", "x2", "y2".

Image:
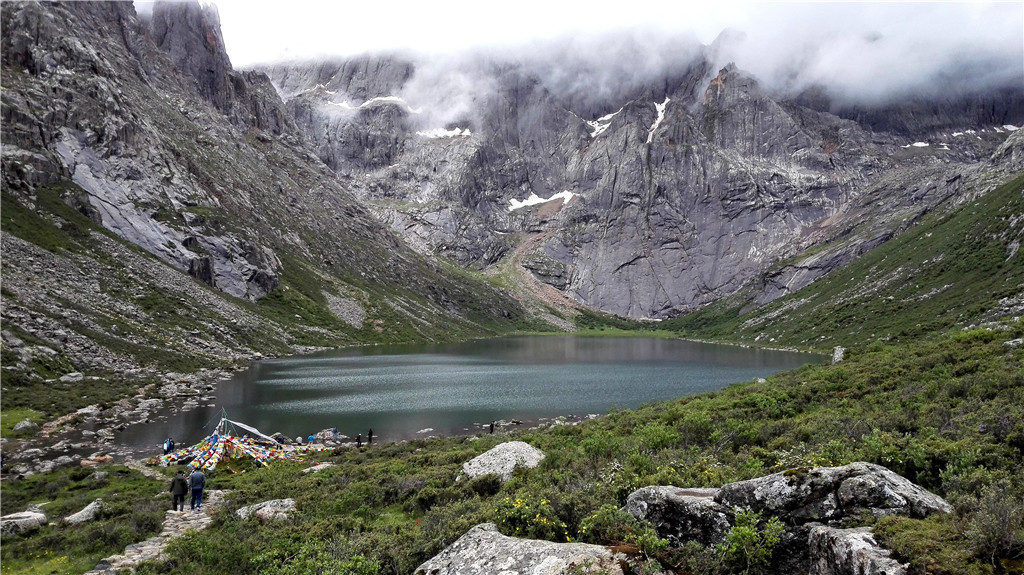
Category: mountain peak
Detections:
[{"x1": 148, "y1": 0, "x2": 233, "y2": 111}]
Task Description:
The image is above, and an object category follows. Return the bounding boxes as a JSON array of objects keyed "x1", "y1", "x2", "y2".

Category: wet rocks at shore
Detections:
[{"x1": 1, "y1": 367, "x2": 238, "y2": 477}]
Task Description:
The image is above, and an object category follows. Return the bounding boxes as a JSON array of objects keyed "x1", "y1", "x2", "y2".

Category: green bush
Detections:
[
  {"x1": 466, "y1": 473, "x2": 502, "y2": 498},
  {"x1": 715, "y1": 509, "x2": 784, "y2": 575},
  {"x1": 253, "y1": 538, "x2": 379, "y2": 575},
  {"x1": 494, "y1": 493, "x2": 570, "y2": 542},
  {"x1": 962, "y1": 482, "x2": 1024, "y2": 565},
  {"x1": 577, "y1": 504, "x2": 643, "y2": 544},
  {"x1": 637, "y1": 422, "x2": 680, "y2": 450},
  {"x1": 626, "y1": 527, "x2": 669, "y2": 559},
  {"x1": 873, "y1": 515, "x2": 991, "y2": 575}
]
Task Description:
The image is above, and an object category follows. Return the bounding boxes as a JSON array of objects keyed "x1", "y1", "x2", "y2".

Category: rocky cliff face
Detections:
[
  {"x1": 2, "y1": 0, "x2": 1022, "y2": 382},
  {"x1": 260, "y1": 49, "x2": 1023, "y2": 318},
  {"x1": 0, "y1": 1, "x2": 530, "y2": 382}
]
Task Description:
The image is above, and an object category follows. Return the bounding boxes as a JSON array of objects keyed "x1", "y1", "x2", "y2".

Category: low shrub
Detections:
[
  {"x1": 716, "y1": 509, "x2": 784, "y2": 575},
  {"x1": 494, "y1": 493, "x2": 570, "y2": 542}
]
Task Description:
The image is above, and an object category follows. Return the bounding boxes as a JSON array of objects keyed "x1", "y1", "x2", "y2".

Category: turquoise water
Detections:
[{"x1": 122, "y1": 336, "x2": 820, "y2": 449}]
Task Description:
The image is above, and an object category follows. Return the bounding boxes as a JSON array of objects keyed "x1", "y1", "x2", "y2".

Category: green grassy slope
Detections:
[
  {"x1": 663, "y1": 173, "x2": 1024, "y2": 351},
  {"x1": 3, "y1": 321, "x2": 1005, "y2": 575}
]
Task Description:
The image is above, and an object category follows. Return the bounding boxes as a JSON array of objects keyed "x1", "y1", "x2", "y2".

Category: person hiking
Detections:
[
  {"x1": 169, "y1": 470, "x2": 188, "y2": 511},
  {"x1": 163, "y1": 437, "x2": 174, "y2": 454},
  {"x1": 356, "y1": 433, "x2": 362, "y2": 448},
  {"x1": 368, "y1": 428, "x2": 373, "y2": 444},
  {"x1": 188, "y1": 468, "x2": 206, "y2": 512}
]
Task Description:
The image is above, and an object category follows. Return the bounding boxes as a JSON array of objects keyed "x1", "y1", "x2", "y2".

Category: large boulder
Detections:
[
  {"x1": 808, "y1": 526, "x2": 907, "y2": 575},
  {"x1": 415, "y1": 523, "x2": 623, "y2": 575},
  {"x1": 462, "y1": 441, "x2": 545, "y2": 481},
  {"x1": 716, "y1": 462, "x2": 952, "y2": 523},
  {"x1": 64, "y1": 499, "x2": 104, "y2": 525},
  {"x1": 1, "y1": 509, "x2": 47, "y2": 538},
  {"x1": 625, "y1": 463, "x2": 950, "y2": 573},
  {"x1": 236, "y1": 498, "x2": 296, "y2": 522},
  {"x1": 12, "y1": 418, "x2": 39, "y2": 434},
  {"x1": 625, "y1": 486, "x2": 730, "y2": 546}
]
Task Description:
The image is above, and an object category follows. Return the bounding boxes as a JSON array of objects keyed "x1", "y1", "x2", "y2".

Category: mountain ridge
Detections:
[{"x1": 258, "y1": 48, "x2": 1022, "y2": 318}]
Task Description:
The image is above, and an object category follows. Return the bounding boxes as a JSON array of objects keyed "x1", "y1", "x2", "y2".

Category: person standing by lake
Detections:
[
  {"x1": 368, "y1": 428, "x2": 373, "y2": 445},
  {"x1": 188, "y1": 468, "x2": 206, "y2": 512}
]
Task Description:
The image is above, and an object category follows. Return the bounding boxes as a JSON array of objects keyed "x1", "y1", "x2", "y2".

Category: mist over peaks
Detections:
[
  {"x1": 707, "y1": 2, "x2": 1023, "y2": 106},
  {"x1": 246, "y1": 2, "x2": 1021, "y2": 117}
]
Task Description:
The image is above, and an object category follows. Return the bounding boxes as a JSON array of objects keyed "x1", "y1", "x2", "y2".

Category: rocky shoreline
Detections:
[{"x1": 2, "y1": 365, "x2": 242, "y2": 478}]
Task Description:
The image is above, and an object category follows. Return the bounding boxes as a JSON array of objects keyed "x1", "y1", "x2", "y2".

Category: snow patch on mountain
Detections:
[
  {"x1": 509, "y1": 190, "x2": 575, "y2": 212},
  {"x1": 647, "y1": 97, "x2": 670, "y2": 144},
  {"x1": 416, "y1": 127, "x2": 472, "y2": 138},
  {"x1": 328, "y1": 96, "x2": 422, "y2": 114},
  {"x1": 586, "y1": 107, "x2": 623, "y2": 138}
]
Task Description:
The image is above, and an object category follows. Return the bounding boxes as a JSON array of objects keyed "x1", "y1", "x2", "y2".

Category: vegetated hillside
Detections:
[
  {"x1": 0, "y1": 2, "x2": 550, "y2": 421},
  {"x1": 663, "y1": 166, "x2": 1024, "y2": 351},
  {"x1": 6, "y1": 321, "x2": 1019, "y2": 574}
]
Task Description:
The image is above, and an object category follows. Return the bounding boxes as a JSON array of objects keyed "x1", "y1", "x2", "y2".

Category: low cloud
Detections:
[
  {"x1": 216, "y1": 1, "x2": 1022, "y2": 114},
  {"x1": 709, "y1": 3, "x2": 1023, "y2": 105}
]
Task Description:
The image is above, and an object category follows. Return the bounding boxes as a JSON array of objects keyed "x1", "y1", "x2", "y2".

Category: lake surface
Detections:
[{"x1": 120, "y1": 336, "x2": 820, "y2": 451}]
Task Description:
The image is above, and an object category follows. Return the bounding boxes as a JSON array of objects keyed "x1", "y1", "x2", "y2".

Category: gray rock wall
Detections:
[{"x1": 263, "y1": 51, "x2": 1022, "y2": 318}]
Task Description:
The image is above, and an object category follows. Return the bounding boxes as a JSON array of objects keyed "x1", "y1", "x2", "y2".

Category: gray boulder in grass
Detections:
[
  {"x1": 415, "y1": 523, "x2": 623, "y2": 575},
  {"x1": 462, "y1": 441, "x2": 545, "y2": 481}
]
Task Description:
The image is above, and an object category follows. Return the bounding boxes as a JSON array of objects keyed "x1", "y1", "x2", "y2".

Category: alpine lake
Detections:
[{"x1": 120, "y1": 336, "x2": 822, "y2": 451}]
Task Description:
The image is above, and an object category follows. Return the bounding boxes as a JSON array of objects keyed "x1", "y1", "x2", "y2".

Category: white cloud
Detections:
[{"x1": 154, "y1": 1, "x2": 1022, "y2": 106}]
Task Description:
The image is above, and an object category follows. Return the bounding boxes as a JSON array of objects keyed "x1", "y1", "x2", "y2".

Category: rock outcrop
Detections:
[
  {"x1": 808, "y1": 526, "x2": 907, "y2": 575},
  {"x1": 626, "y1": 462, "x2": 950, "y2": 573},
  {"x1": 415, "y1": 523, "x2": 623, "y2": 575},
  {"x1": 625, "y1": 486, "x2": 729, "y2": 547},
  {"x1": 0, "y1": 508, "x2": 47, "y2": 538},
  {"x1": 716, "y1": 462, "x2": 952, "y2": 521},
  {"x1": 12, "y1": 419, "x2": 39, "y2": 434},
  {"x1": 64, "y1": 498, "x2": 105, "y2": 525},
  {"x1": 236, "y1": 498, "x2": 296, "y2": 522},
  {"x1": 462, "y1": 441, "x2": 545, "y2": 481}
]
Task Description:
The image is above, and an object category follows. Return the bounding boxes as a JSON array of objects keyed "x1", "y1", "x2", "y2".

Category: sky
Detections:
[
  {"x1": 195, "y1": 1, "x2": 1021, "y2": 67},
  {"x1": 137, "y1": 1, "x2": 1023, "y2": 106}
]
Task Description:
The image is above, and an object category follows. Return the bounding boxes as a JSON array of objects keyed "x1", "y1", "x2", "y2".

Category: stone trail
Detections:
[{"x1": 85, "y1": 489, "x2": 228, "y2": 574}]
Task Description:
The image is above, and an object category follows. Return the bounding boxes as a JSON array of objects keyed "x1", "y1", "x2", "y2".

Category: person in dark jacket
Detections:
[
  {"x1": 169, "y1": 470, "x2": 188, "y2": 511},
  {"x1": 188, "y1": 468, "x2": 206, "y2": 511}
]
